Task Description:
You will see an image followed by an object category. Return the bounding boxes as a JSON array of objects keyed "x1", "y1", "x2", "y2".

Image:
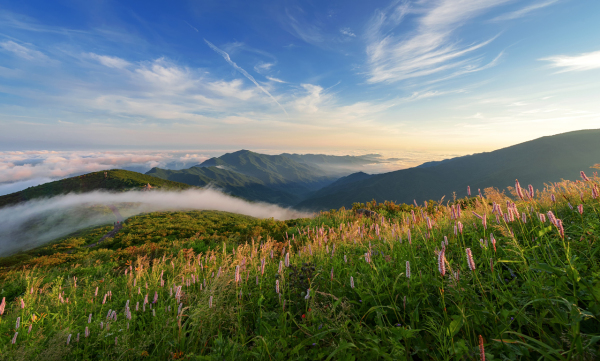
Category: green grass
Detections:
[
  {"x1": 1, "y1": 177, "x2": 600, "y2": 360},
  {"x1": 0, "y1": 169, "x2": 194, "y2": 208}
]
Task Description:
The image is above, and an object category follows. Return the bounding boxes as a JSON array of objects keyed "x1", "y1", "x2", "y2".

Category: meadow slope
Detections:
[{"x1": 0, "y1": 172, "x2": 599, "y2": 360}]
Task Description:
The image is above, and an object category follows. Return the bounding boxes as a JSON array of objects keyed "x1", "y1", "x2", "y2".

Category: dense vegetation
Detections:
[
  {"x1": 298, "y1": 129, "x2": 600, "y2": 210},
  {"x1": 0, "y1": 170, "x2": 193, "y2": 208},
  {"x1": 1, "y1": 173, "x2": 600, "y2": 360}
]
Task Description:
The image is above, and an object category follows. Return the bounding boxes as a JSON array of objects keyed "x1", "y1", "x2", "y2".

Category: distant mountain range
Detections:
[
  {"x1": 297, "y1": 129, "x2": 600, "y2": 210},
  {"x1": 146, "y1": 150, "x2": 355, "y2": 206},
  {"x1": 2, "y1": 129, "x2": 598, "y2": 211}
]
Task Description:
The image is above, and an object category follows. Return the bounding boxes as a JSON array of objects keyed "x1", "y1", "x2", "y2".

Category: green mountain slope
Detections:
[
  {"x1": 147, "y1": 150, "x2": 338, "y2": 206},
  {"x1": 146, "y1": 165, "x2": 302, "y2": 205},
  {"x1": 0, "y1": 169, "x2": 193, "y2": 208},
  {"x1": 297, "y1": 129, "x2": 600, "y2": 210}
]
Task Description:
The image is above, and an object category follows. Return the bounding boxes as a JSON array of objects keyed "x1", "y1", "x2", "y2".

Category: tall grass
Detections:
[{"x1": 1, "y1": 174, "x2": 600, "y2": 360}]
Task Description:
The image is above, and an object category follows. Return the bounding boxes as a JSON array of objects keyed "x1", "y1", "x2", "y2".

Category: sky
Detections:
[{"x1": 0, "y1": 0, "x2": 599, "y2": 192}]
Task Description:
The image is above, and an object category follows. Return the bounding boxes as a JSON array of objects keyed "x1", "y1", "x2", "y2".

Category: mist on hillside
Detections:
[{"x1": 0, "y1": 188, "x2": 312, "y2": 257}]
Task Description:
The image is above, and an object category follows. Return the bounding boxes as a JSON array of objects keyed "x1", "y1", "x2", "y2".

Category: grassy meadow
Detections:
[{"x1": 1, "y1": 173, "x2": 600, "y2": 360}]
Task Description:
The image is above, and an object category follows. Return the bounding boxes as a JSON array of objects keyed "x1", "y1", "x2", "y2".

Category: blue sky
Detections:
[{"x1": 0, "y1": 0, "x2": 599, "y2": 156}]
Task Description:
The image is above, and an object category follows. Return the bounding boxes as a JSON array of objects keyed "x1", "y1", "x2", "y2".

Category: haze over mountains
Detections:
[
  {"x1": 298, "y1": 129, "x2": 600, "y2": 209},
  {"x1": 1, "y1": 129, "x2": 598, "y2": 212},
  {"x1": 145, "y1": 150, "x2": 389, "y2": 206}
]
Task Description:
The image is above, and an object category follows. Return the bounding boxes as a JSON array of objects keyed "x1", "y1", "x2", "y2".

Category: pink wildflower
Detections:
[
  {"x1": 350, "y1": 276, "x2": 355, "y2": 289},
  {"x1": 528, "y1": 184, "x2": 534, "y2": 199},
  {"x1": 580, "y1": 171, "x2": 590, "y2": 182},
  {"x1": 515, "y1": 179, "x2": 524, "y2": 200},
  {"x1": 466, "y1": 248, "x2": 476, "y2": 271},
  {"x1": 406, "y1": 261, "x2": 411, "y2": 279},
  {"x1": 468, "y1": 186, "x2": 471, "y2": 196},
  {"x1": 479, "y1": 335, "x2": 485, "y2": 361},
  {"x1": 438, "y1": 249, "x2": 446, "y2": 276},
  {"x1": 578, "y1": 204, "x2": 584, "y2": 215}
]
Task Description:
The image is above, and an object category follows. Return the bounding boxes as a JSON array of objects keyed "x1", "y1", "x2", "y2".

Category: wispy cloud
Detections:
[
  {"x1": 0, "y1": 150, "x2": 212, "y2": 188},
  {"x1": 254, "y1": 61, "x2": 274, "y2": 74},
  {"x1": 540, "y1": 50, "x2": 600, "y2": 72},
  {"x1": 85, "y1": 52, "x2": 131, "y2": 69},
  {"x1": 365, "y1": 0, "x2": 507, "y2": 84},
  {"x1": 340, "y1": 27, "x2": 356, "y2": 37},
  {"x1": 491, "y1": 0, "x2": 558, "y2": 22},
  {"x1": 0, "y1": 40, "x2": 49, "y2": 61},
  {"x1": 205, "y1": 39, "x2": 288, "y2": 114},
  {"x1": 266, "y1": 76, "x2": 287, "y2": 83}
]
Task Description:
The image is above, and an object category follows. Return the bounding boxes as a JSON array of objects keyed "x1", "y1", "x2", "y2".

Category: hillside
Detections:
[
  {"x1": 0, "y1": 169, "x2": 194, "y2": 208},
  {"x1": 147, "y1": 150, "x2": 338, "y2": 206},
  {"x1": 297, "y1": 128, "x2": 600, "y2": 210},
  {"x1": 146, "y1": 166, "x2": 302, "y2": 205},
  {"x1": 1, "y1": 175, "x2": 599, "y2": 359}
]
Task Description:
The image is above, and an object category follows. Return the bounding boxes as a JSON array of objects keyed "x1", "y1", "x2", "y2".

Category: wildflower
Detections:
[
  {"x1": 305, "y1": 289, "x2": 310, "y2": 300},
  {"x1": 521, "y1": 213, "x2": 526, "y2": 223},
  {"x1": 28, "y1": 324, "x2": 32, "y2": 333},
  {"x1": 0, "y1": 297, "x2": 5, "y2": 315},
  {"x1": 468, "y1": 186, "x2": 471, "y2": 196},
  {"x1": 209, "y1": 296, "x2": 213, "y2": 308},
  {"x1": 490, "y1": 258, "x2": 494, "y2": 273},
  {"x1": 350, "y1": 276, "x2": 355, "y2": 289},
  {"x1": 16, "y1": 317, "x2": 20, "y2": 330},
  {"x1": 551, "y1": 194, "x2": 556, "y2": 203},
  {"x1": 20, "y1": 298, "x2": 25, "y2": 309},
  {"x1": 407, "y1": 229, "x2": 412, "y2": 244},
  {"x1": 279, "y1": 260, "x2": 283, "y2": 274},
  {"x1": 472, "y1": 211, "x2": 483, "y2": 220},
  {"x1": 490, "y1": 234, "x2": 496, "y2": 252},
  {"x1": 67, "y1": 334, "x2": 72, "y2": 345},
  {"x1": 444, "y1": 236, "x2": 448, "y2": 246},
  {"x1": 85, "y1": 327, "x2": 89, "y2": 338},
  {"x1": 12, "y1": 332, "x2": 18, "y2": 344},
  {"x1": 547, "y1": 211, "x2": 557, "y2": 226},
  {"x1": 479, "y1": 335, "x2": 485, "y2": 361},
  {"x1": 330, "y1": 267, "x2": 334, "y2": 281},
  {"x1": 101, "y1": 321, "x2": 104, "y2": 330},
  {"x1": 466, "y1": 248, "x2": 476, "y2": 271},
  {"x1": 592, "y1": 185, "x2": 599, "y2": 199},
  {"x1": 456, "y1": 204, "x2": 461, "y2": 218},
  {"x1": 344, "y1": 255, "x2": 347, "y2": 263},
  {"x1": 515, "y1": 179, "x2": 524, "y2": 200},
  {"x1": 557, "y1": 219, "x2": 565, "y2": 238},
  {"x1": 568, "y1": 202, "x2": 573, "y2": 210},
  {"x1": 457, "y1": 221, "x2": 463, "y2": 234},
  {"x1": 483, "y1": 214, "x2": 487, "y2": 229},
  {"x1": 438, "y1": 249, "x2": 446, "y2": 276},
  {"x1": 578, "y1": 204, "x2": 584, "y2": 214},
  {"x1": 539, "y1": 213, "x2": 546, "y2": 223},
  {"x1": 454, "y1": 224, "x2": 457, "y2": 236},
  {"x1": 406, "y1": 261, "x2": 411, "y2": 279},
  {"x1": 285, "y1": 253, "x2": 290, "y2": 267},
  {"x1": 276, "y1": 280, "x2": 280, "y2": 294},
  {"x1": 580, "y1": 170, "x2": 590, "y2": 182},
  {"x1": 302, "y1": 314, "x2": 306, "y2": 319},
  {"x1": 528, "y1": 184, "x2": 534, "y2": 199},
  {"x1": 153, "y1": 292, "x2": 158, "y2": 304},
  {"x1": 235, "y1": 266, "x2": 240, "y2": 283},
  {"x1": 426, "y1": 217, "x2": 432, "y2": 230},
  {"x1": 115, "y1": 337, "x2": 118, "y2": 346}
]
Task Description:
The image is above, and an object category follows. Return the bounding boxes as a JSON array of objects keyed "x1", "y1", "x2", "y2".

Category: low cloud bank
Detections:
[{"x1": 0, "y1": 188, "x2": 312, "y2": 257}]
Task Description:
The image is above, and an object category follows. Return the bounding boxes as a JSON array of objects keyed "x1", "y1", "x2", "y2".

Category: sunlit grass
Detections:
[{"x1": 1, "y1": 174, "x2": 600, "y2": 360}]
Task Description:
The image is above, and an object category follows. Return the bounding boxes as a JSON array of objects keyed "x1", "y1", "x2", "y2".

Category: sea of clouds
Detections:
[
  {"x1": 0, "y1": 188, "x2": 312, "y2": 257},
  {"x1": 0, "y1": 149, "x2": 465, "y2": 196}
]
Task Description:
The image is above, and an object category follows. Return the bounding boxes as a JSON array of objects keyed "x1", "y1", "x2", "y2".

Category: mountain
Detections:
[
  {"x1": 0, "y1": 169, "x2": 193, "y2": 208},
  {"x1": 146, "y1": 165, "x2": 302, "y2": 205},
  {"x1": 281, "y1": 153, "x2": 384, "y2": 175},
  {"x1": 147, "y1": 150, "x2": 338, "y2": 206},
  {"x1": 297, "y1": 129, "x2": 600, "y2": 210}
]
